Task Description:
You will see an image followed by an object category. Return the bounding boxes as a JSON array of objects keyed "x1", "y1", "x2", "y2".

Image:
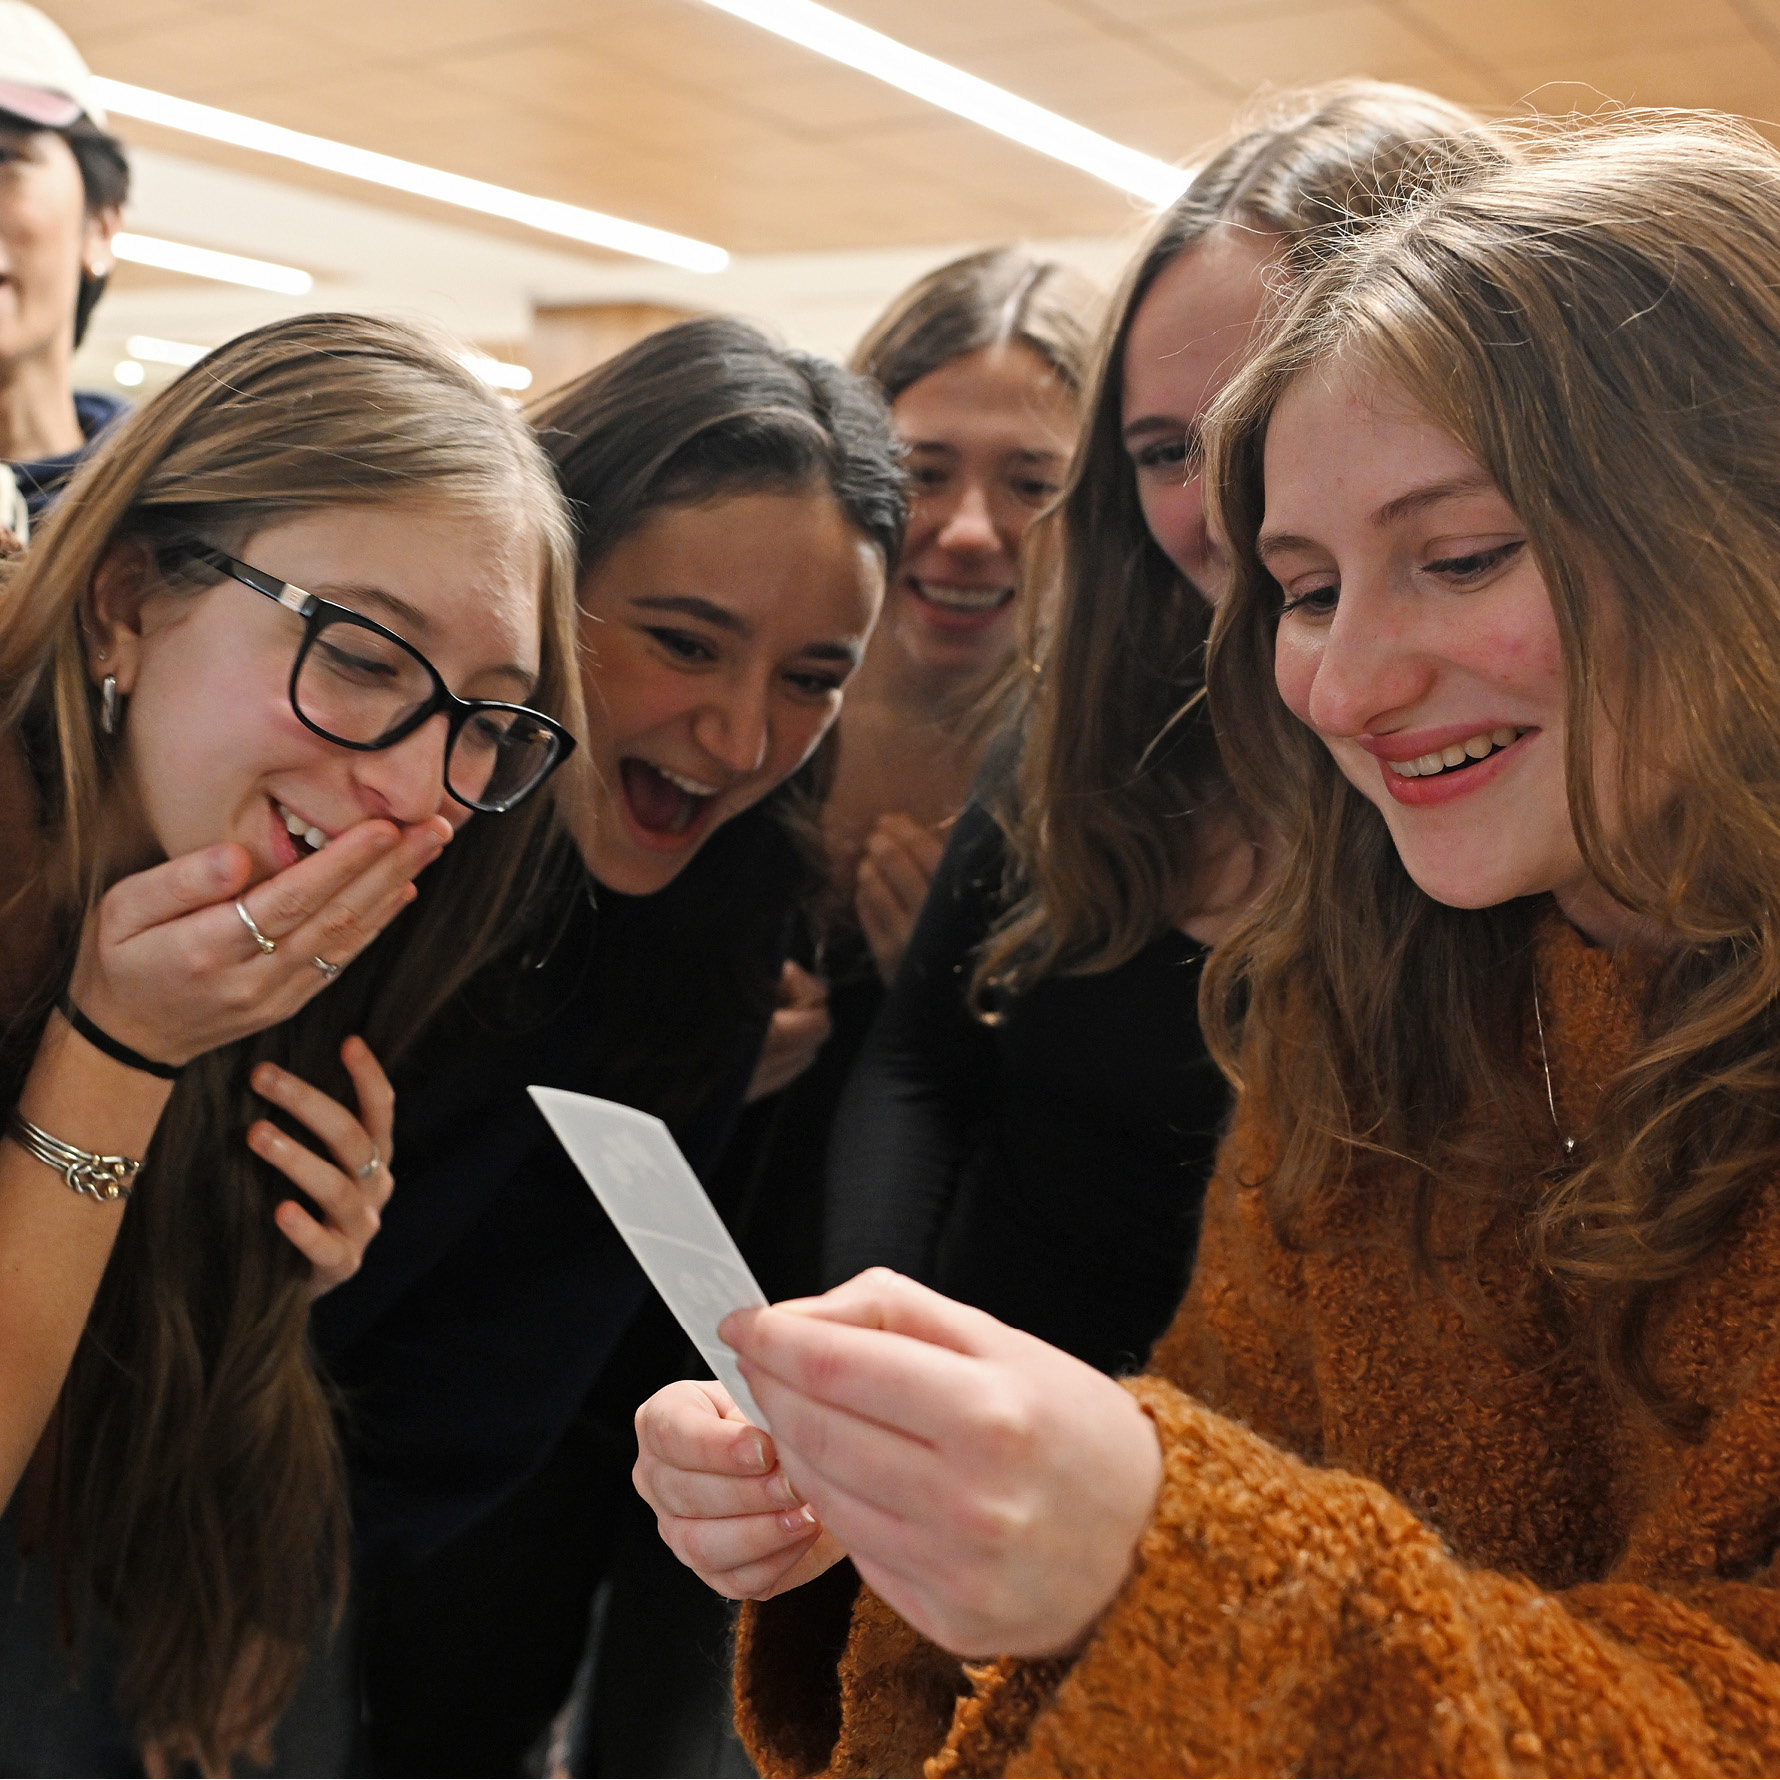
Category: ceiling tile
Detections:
[
  {"x1": 1393, "y1": 0, "x2": 1756, "y2": 71},
  {"x1": 1148, "y1": 2, "x2": 1504, "y2": 102}
]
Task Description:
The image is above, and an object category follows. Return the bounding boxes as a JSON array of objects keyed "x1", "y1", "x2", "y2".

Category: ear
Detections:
[
  {"x1": 81, "y1": 202, "x2": 121, "y2": 280},
  {"x1": 84, "y1": 538, "x2": 156, "y2": 691}
]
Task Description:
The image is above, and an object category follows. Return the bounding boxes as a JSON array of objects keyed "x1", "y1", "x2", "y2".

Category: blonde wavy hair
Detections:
[
  {"x1": 0, "y1": 312, "x2": 579, "y2": 1769},
  {"x1": 1203, "y1": 112, "x2": 1780, "y2": 1431}
]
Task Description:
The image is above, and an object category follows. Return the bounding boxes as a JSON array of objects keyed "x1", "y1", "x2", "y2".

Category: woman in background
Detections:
[
  {"x1": 825, "y1": 82, "x2": 1507, "y2": 1374},
  {"x1": 723, "y1": 247, "x2": 1094, "y2": 1310},
  {"x1": 315, "y1": 316, "x2": 904, "y2": 1777},
  {"x1": 0, "y1": 312, "x2": 579, "y2": 1776}
]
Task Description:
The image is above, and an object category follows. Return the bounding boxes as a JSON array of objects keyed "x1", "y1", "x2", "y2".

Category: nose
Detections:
[
  {"x1": 690, "y1": 679, "x2": 770, "y2": 778},
  {"x1": 933, "y1": 480, "x2": 1001, "y2": 559},
  {"x1": 350, "y1": 713, "x2": 454, "y2": 823},
  {"x1": 1299, "y1": 583, "x2": 1435, "y2": 740}
]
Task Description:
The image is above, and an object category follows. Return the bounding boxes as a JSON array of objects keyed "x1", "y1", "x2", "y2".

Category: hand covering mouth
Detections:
[{"x1": 619, "y1": 757, "x2": 722, "y2": 835}]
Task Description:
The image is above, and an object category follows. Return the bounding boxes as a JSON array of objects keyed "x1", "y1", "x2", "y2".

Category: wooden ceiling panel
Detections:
[
  {"x1": 1392, "y1": 0, "x2": 1755, "y2": 73},
  {"x1": 1147, "y1": 3, "x2": 1504, "y2": 106},
  {"x1": 73, "y1": 11, "x2": 368, "y2": 102},
  {"x1": 1497, "y1": 39, "x2": 1780, "y2": 122},
  {"x1": 959, "y1": 30, "x2": 1214, "y2": 114},
  {"x1": 231, "y1": 0, "x2": 593, "y2": 59},
  {"x1": 816, "y1": 0, "x2": 1104, "y2": 54},
  {"x1": 51, "y1": 0, "x2": 1780, "y2": 265},
  {"x1": 733, "y1": 61, "x2": 947, "y2": 134}
]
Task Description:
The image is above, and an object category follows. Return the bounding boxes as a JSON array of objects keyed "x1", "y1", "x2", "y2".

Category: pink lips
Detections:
[{"x1": 1368, "y1": 727, "x2": 1535, "y2": 807}]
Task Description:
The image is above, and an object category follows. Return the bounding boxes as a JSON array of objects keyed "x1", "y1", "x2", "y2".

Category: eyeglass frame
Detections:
[{"x1": 161, "y1": 538, "x2": 576, "y2": 815}]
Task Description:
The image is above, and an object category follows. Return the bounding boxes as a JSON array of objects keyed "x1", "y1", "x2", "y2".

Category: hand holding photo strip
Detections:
[{"x1": 528, "y1": 1087, "x2": 769, "y2": 1427}]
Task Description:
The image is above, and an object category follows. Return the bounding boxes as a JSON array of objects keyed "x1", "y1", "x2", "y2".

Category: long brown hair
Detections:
[
  {"x1": 0, "y1": 313, "x2": 579, "y2": 1768},
  {"x1": 527, "y1": 316, "x2": 906, "y2": 1120},
  {"x1": 974, "y1": 82, "x2": 1509, "y2": 1006},
  {"x1": 1202, "y1": 113, "x2": 1780, "y2": 1431}
]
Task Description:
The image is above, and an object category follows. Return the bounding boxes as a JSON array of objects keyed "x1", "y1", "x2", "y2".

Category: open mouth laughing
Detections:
[{"x1": 618, "y1": 757, "x2": 722, "y2": 841}]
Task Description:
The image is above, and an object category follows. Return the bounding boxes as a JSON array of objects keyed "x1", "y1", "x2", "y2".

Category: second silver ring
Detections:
[{"x1": 235, "y1": 898, "x2": 276, "y2": 955}]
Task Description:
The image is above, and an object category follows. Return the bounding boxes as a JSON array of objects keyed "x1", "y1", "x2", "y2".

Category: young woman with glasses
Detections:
[
  {"x1": 309, "y1": 316, "x2": 905, "y2": 1776},
  {"x1": 0, "y1": 311, "x2": 579, "y2": 1776},
  {"x1": 640, "y1": 116, "x2": 1780, "y2": 1776}
]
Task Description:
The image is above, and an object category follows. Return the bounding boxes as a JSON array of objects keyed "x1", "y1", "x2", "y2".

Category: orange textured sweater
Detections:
[{"x1": 732, "y1": 916, "x2": 1780, "y2": 1776}]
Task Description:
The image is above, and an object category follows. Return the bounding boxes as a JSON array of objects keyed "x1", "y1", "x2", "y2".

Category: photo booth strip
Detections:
[{"x1": 529, "y1": 1085, "x2": 769, "y2": 1427}]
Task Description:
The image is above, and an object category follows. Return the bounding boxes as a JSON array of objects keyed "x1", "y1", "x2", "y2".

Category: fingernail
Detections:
[
  {"x1": 780, "y1": 1505, "x2": 818, "y2": 1534},
  {"x1": 743, "y1": 1436, "x2": 769, "y2": 1473},
  {"x1": 768, "y1": 1470, "x2": 801, "y2": 1506}
]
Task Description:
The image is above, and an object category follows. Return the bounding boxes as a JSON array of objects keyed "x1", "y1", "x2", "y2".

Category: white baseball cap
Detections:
[{"x1": 0, "y1": 2, "x2": 103, "y2": 131}]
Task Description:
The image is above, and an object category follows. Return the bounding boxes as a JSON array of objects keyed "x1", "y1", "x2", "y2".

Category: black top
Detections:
[
  {"x1": 11, "y1": 389, "x2": 127, "y2": 516},
  {"x1": 823, "y1": 802, "x2": 1229, "y2": 1376},
  {"x1": 313, "y1": 812, "x2": 798, "y2": 1572}
]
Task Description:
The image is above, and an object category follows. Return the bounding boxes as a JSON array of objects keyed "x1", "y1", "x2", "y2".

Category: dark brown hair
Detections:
[
  {"x1": 1202, "y1": 112, "x2": 1780, "y2": 1431},
  {"x1": 0, "y1": 312, "x2": 578, "y2": 1768},
  {"x1": 527, "y1": 316, "x2": 906, "y2": 1120},
  {"x1": 974, "y1": 81, "x2": 1509, "y2": 1006}
]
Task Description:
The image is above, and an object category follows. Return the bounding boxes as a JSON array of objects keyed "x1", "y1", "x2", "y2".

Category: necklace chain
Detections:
[{"x1": 1530, "y1": 977, "x2": 1577, "y2": 1156}]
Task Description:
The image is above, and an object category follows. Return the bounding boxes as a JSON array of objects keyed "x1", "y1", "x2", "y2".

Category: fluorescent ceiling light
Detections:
[
  {"x1": 459, "y1": 352, "x2": 533, "y2": 393},
  {"x1": 93, "y1": 78, "x2": 729, "y2": 275},
  {"x1": 695, "y1": 0, "x2": 1189, "y2": 206},
  {"x1": 114, "y1": 359, "x2": 144, "y2": 387},
  {"x1": 126, "y1": 333, "x2": 208, "y2": 367},
  {"x1": 114, "y1": 231, "x2": 313, "y2": 294}
]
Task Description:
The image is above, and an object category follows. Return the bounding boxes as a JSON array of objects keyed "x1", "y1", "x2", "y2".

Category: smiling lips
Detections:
[
  {"x1": 277, "y1": 800, "x2": 330, "y2": 855},
  {"x1": 907, "y1": 576, "x2": 1014, "y2": 630},
  {"x1": 1387, "y1": 726, "x2": 1522, "y2": 779}
]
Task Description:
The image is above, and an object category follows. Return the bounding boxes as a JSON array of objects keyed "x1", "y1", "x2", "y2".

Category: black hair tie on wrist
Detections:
[{"x1": 56, "y1": 994, "x2": 182, "y2": 1081}]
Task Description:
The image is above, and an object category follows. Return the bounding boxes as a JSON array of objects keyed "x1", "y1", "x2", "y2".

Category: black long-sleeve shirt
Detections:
[
  {"x1": 823, "y1": 802, "x2": 1229, "y2": 1375},
  {"x1": 313, "y1": 813, "x2": 798, "y2": 1571}
]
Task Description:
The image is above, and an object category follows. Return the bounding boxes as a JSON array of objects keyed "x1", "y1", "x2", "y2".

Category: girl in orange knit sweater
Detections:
[{"x1": 635, "y1": 114, "x2": 1780, "y2": 1776}]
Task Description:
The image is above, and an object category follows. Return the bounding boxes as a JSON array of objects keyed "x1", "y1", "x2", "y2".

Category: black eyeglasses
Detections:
[{"x1": 164, "y1": 539, "x2": 574, "y2": 815}]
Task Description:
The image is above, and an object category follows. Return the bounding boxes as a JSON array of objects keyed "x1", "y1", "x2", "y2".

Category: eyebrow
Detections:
[
  {"x1": 318, "y1": 580, "x2": 535, "y2": 695},
  {"x1": 633, "y1": 593, "x2": 862, "y2": 668},
  {"x1": 1122, "y1": 414, "x2": 1187, "y2": 441},
  {"x1": 1256, "y1": 473, "x2": 1501, "y2": 559}
]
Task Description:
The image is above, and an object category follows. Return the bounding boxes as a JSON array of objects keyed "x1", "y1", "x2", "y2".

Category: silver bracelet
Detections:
[{"x1": 8, "y1": 1114, "x2": 141, "y2": 1202}]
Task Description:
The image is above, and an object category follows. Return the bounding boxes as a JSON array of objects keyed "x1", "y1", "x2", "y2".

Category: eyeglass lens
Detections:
[{"x1": 295, "y1": 615, "x2": 557, "y2": 810}]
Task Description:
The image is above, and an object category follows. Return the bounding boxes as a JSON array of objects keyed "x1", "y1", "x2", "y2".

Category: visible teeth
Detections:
[
  {"x1": 656, "y1": 765, "x2": 720, "y2": 798},
  {"x1": 1388, "y1": 729, "x2": 1522, "y2": 777},
  {"x1": 277, "y1": 803, "x2": 329, "y2": 851},
  {"x1": 917, "y1": 580, "x2": 1011, "y2": 612}
]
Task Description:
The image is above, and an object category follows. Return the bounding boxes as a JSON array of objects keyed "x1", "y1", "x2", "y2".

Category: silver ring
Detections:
[
  {"x1": 235, "y1": 898, "x2": 276, "y2": 955},
  {"x1": 356, "y1": 1148, "x2": 381, "y2": 1180},
  {"x1": 311, "y1": 954, "x2": 341, "y2": 981}
]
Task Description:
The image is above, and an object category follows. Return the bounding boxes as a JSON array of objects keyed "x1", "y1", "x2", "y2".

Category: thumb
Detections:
[
  {"x1": 753, "y1": 1268, "x2": 1014, "y2": 1360},
  {"x1": 781, "y1": 960, "x2": 827, "y2": 1008},
  {"x1": 101, "y1": 843, "x2": 253, "y2": 942}
]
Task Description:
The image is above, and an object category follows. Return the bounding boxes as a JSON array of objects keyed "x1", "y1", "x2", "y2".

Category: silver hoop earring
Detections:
[{"x1": 99, "y1": 674, "x2": 120, "y2": 736}]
